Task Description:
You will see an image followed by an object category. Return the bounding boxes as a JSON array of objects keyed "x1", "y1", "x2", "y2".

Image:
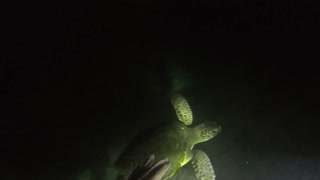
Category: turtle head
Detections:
[{"x1": 193, "y1": 121, "x2": 221, "y2": 143}]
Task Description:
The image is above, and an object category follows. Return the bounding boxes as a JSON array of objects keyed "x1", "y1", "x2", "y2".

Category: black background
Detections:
[{"x1": 1, "y1": 0, "x2": 319, "y2": 180}]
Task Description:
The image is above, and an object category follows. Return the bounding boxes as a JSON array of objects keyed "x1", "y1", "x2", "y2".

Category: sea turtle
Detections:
[{"x1": 115, "y1": 93, "x2": 221, "y2": 180}]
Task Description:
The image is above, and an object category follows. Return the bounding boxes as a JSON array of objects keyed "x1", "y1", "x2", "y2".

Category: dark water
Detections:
[{"x1": 2, "y1": 1, "x2": 319, "y2": 180}]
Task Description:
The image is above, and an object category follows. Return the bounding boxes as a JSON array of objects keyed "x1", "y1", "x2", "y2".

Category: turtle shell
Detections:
[{"x1": 115, "y1": 121, "x2": 193, "y2": 180}]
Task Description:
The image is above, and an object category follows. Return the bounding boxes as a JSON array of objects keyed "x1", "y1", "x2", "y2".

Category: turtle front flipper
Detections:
[
  {"x1": 169, "y1": 93, "x2": 193, "y2": 126},
  {"x1": 191, "y1": 150, "x2": 216, "y2": 180}
]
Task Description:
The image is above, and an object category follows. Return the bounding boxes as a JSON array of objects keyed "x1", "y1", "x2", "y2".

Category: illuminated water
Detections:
[{"x1": 2, "y1": 2, "x2": 319, "y2": 180}]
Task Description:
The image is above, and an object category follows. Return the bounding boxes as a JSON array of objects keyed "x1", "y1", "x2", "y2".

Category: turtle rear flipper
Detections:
[
  {"x1": 169, "y1": 94, "x2": 193, "y2": 126},
  {"x1": 191, "y1": 150, "x2": 216, "y2": 180}
]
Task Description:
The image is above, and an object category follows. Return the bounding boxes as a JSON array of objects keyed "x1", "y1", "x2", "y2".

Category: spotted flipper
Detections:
[
  {"x1": 191, "y1": 150, "x2": 215, "y2": 180},
  {"x1": 169, "y1": 93, "x2": 193, "y2": 126}
]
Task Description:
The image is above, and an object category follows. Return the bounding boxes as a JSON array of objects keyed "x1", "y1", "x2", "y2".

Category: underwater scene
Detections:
[{"x1": 2, "y1": 1, "x2": 319, "y2": 180}]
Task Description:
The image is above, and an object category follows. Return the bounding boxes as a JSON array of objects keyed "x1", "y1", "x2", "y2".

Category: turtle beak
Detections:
[
  {"x1": 210, "y1": 128, "x2": 221, "y2": 138},
  {"x1": 209, "y1": 123, "x2": 221, "y2": 137},
  {"x1": 207, "y1": 122, "x2": 222, "y2": 134},
  {"x1": 215, "y1": 125, "x2": 222, "y2": 134}
]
